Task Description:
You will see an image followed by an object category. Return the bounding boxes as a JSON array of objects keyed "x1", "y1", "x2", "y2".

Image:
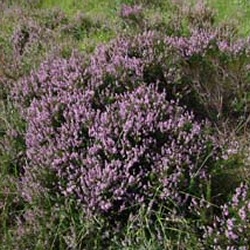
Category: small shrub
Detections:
[{"x1": 17, "y1": 49, "x2": 221, "y2": 233}]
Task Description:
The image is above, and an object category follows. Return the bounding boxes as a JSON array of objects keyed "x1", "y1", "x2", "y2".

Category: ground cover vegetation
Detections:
[{"x1": 0, "y1": 0, "x2": 250, "y2": 249}]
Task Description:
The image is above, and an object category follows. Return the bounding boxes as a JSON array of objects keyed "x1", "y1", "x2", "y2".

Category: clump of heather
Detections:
[
  {"x1": 203, "y1": 183, "x2": 250, "y2": 249},
  {"x1": 168, "y1": 0, "x2": 250, "y2": 125},
  {"x1": 17, "y1": 48, "x2": 222, "y2": 232},
  {"x1": 180, "y1": 32, "x2": 250, "y2": 125}
]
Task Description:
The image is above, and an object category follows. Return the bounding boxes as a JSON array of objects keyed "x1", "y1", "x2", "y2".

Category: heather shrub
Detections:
[
  {"x1": 120, "y1": 4, "x2": 143, "y2": 18},
  {"x1": 16, "y1": 48, "x2": 224, "y2": 234},
  {"x1": 14, "y1": 24, "x2": 248, "y2": 206},
  {"x1": 164, "y1": 1, "x2": 214, "y2": 37}
]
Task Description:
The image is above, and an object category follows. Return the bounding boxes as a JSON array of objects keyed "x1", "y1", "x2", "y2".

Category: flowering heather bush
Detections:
[
  {"x1": 16, "y1": 48, "x2": 222, "y2": 227},
  {"x1": 203, "y1": 183, "x2": 250, "y2": 249},
  {"x1": 180, "y1": 32, "x2": 250, "y2": 123},
  {"x1": 14, "y1": 27, "x2": 250, "y2": 222},
  {"x1": 120, "y1": 4, "x2": 146, "y2": 31}
]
